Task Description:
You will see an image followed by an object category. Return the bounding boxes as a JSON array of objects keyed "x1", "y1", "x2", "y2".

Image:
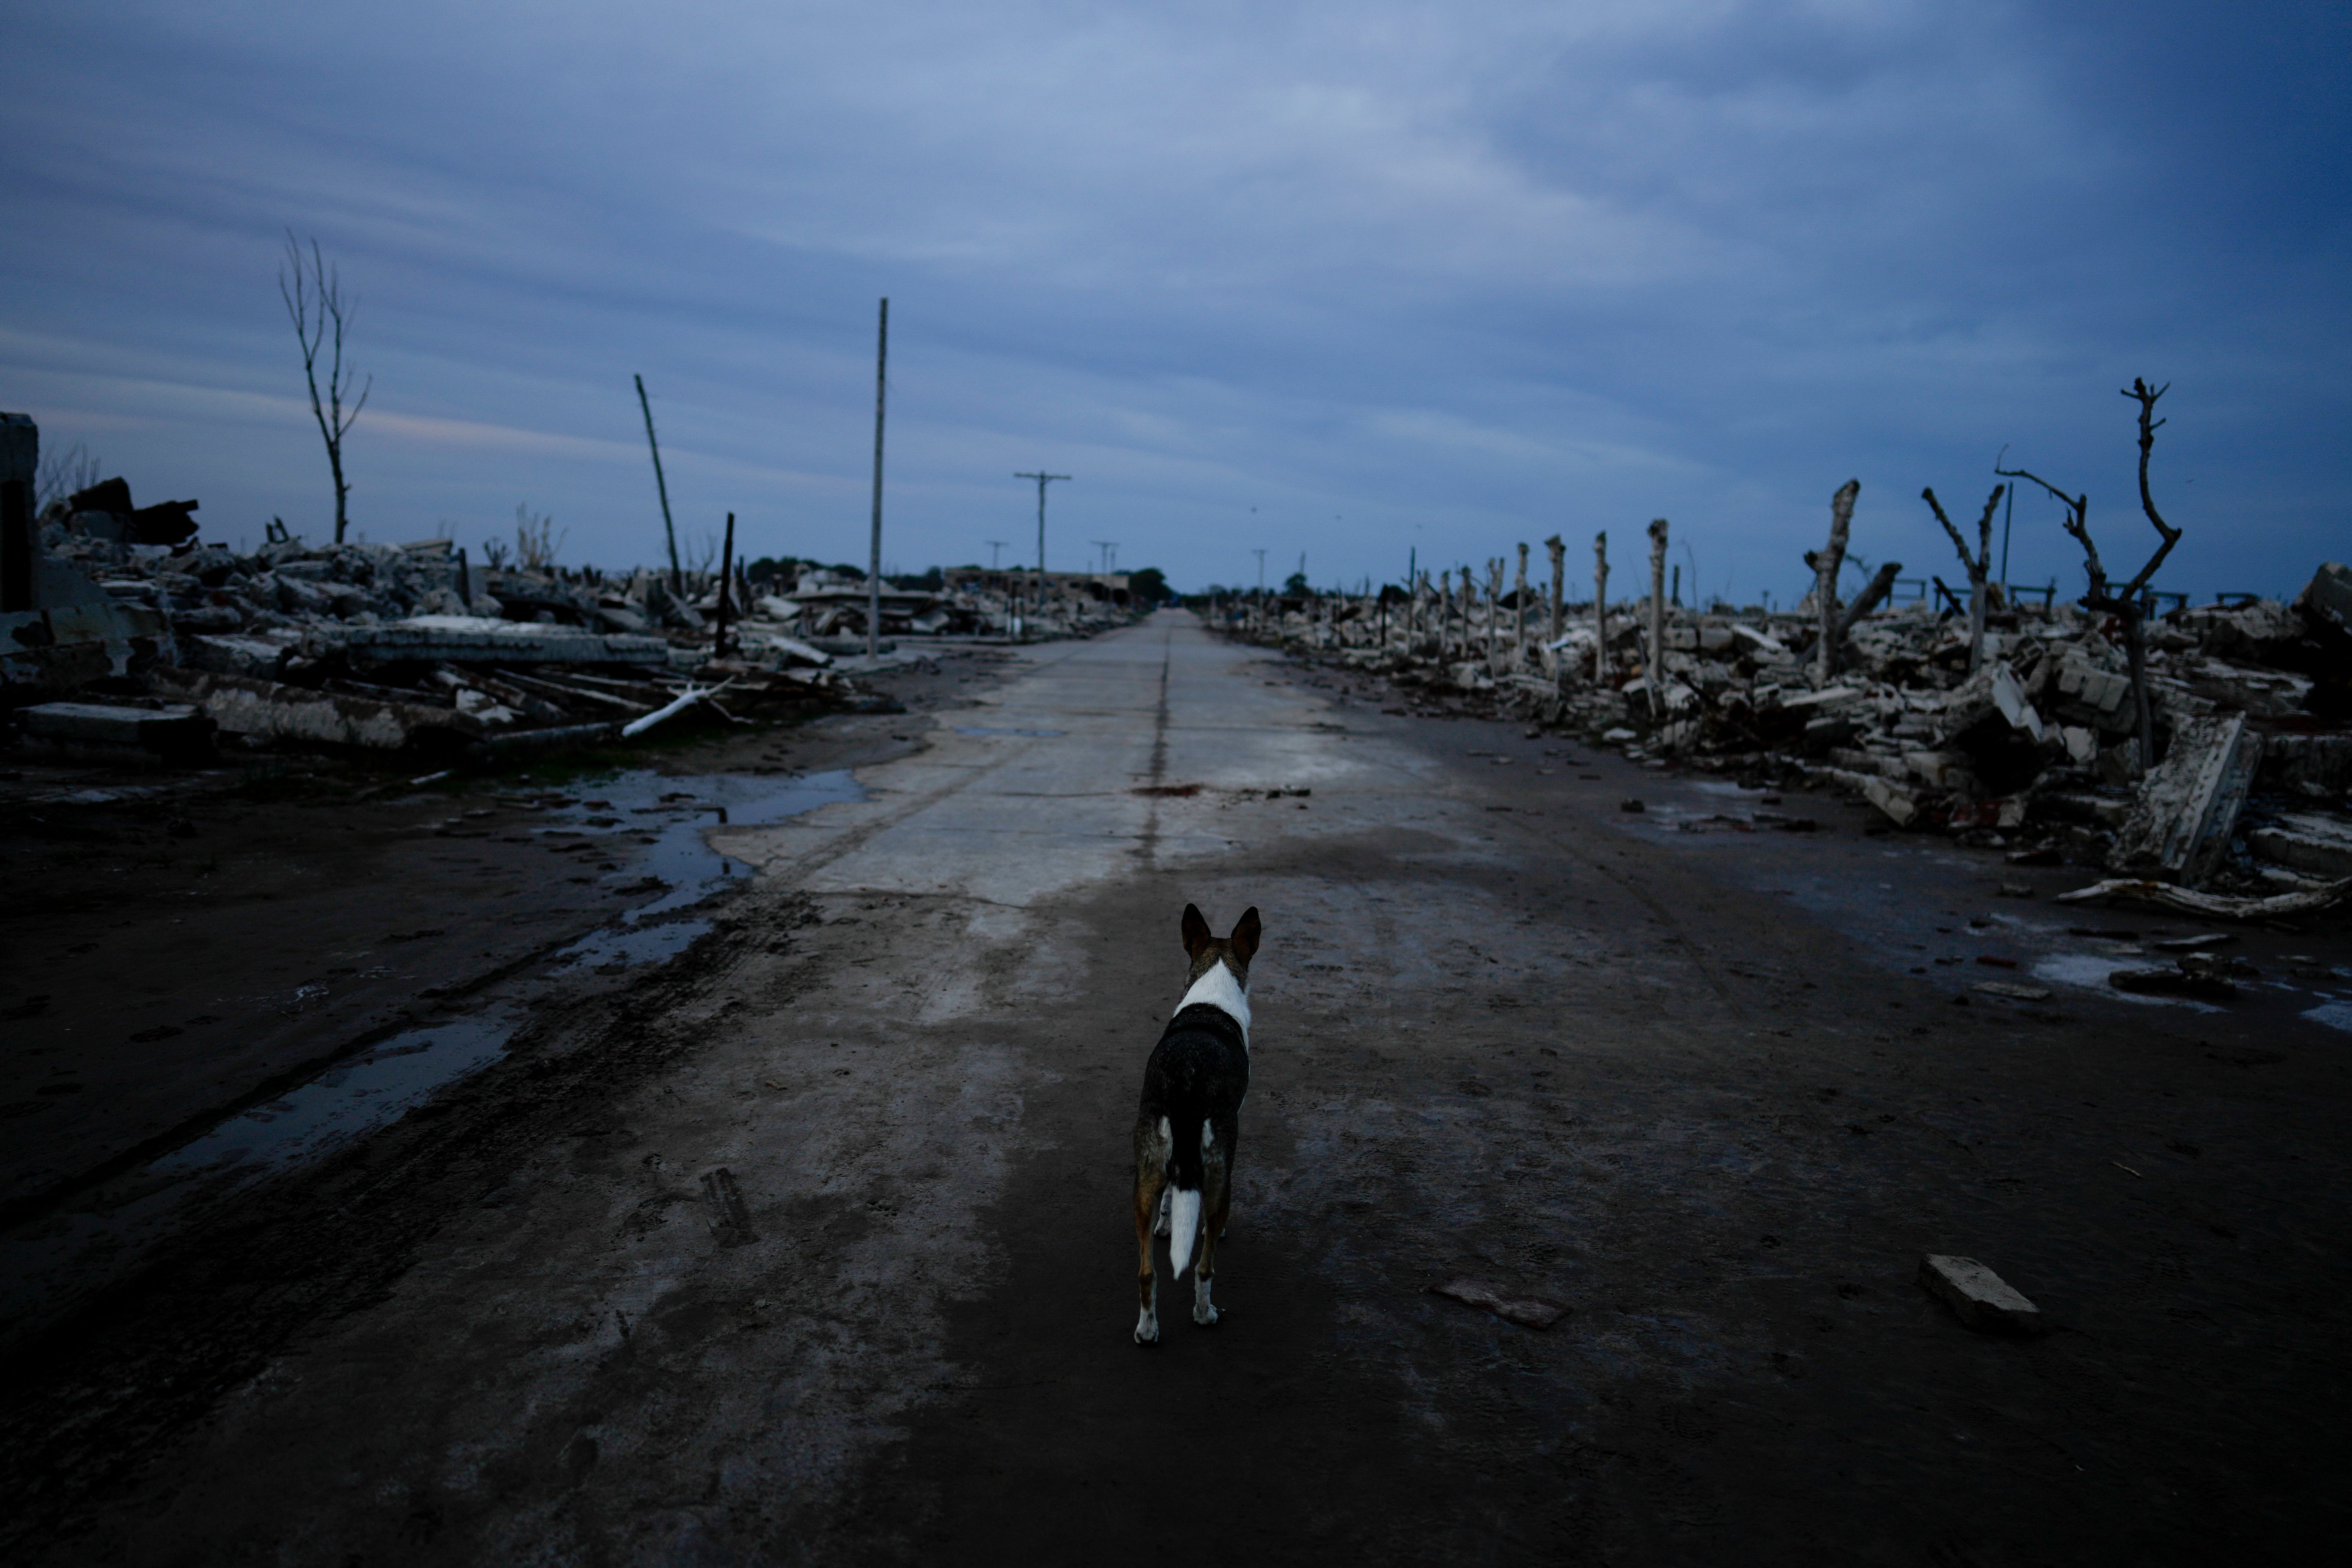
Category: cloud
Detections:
[{"x1": 0, "y1": 1, "x2": 2343, "y2": 592}]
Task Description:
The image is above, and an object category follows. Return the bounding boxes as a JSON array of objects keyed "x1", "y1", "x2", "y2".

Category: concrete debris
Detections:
[
  {"x1": 2109, "y1": 957, "x2": 2239, "y2": 1000},
  {"x1": 2109, "y1": 713, "x2": 2263, "y2": 885},
  {"x1": 18, "y1": 700, "x2": 214, "y2": 763},
  {"x1": 1919, "y1": 1254, "x2": 2045, "y2": 1335},
  {"x1": 2244, "y1": 811, "x2": 2352, "y2": 881},
  {"x1": 2, "y1": 413, "x2": 1155, "y2": 761},
  {"x1": 1428, "y1": 1276, "x2": 1568, "y2": 1330},
  {"x1": 1222, "y1": 550, "x2": 2352, "y2": 903},
  {"x1": 303, "y1": 615, "x2": 671, "y2": 668}
]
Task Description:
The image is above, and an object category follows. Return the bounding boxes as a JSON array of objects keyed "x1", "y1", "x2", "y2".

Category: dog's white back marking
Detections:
[{"x1": 1177, "y1": 959, "x2": 1251, "y2": 1044}]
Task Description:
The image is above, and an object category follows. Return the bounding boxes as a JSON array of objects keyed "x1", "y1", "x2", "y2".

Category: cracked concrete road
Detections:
[{"x1": 16, "y1": 611, "x2": 2347, "y2": 1564}]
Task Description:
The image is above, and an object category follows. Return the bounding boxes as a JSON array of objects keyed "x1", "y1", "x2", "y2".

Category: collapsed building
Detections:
[
  {"x1": 0, "y1": 415, "x2": 1130, "y2": 768},
  {"x1": 1216, "y1": 529, "x2": 2352, "y2": 914}
]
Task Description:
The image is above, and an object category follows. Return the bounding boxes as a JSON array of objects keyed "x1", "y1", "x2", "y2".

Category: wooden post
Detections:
[
  {"x1": 1487, "y1": 558, "x2": 1506, "y2": 671},
  {"x1": 1449, "y1": 564, "x2": 1467, "y2": 663},
  {"x1": 634, "y1": 374, "x2": 684, "y2": 595},
  {"x1": 715, "y1": 510, "x2": 736, "y2": 658},
  {"x1": 1808, "y1": 480, "x2": 1860, "y2": 684},
  {"x1": 867, "y1": 298, "x2": 887, "y2": 660},
  {"x1": 1646, "y1": 518, "x2": 1669, "y2": 716},
  {"x1": 1514, "y1": 542, "x2": 1530, "y2": 668},
  {"x1": 1545, "y1": 534, "x2": 1564, "y2": 646},
  {"x1": 1591, "y1": 531, "x2": 1609, "y2": 686}
]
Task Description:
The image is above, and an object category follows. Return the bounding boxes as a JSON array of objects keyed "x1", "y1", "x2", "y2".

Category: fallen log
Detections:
[{"x1": 2055, "y1": 876, "x2": 2352, "y2": 921}]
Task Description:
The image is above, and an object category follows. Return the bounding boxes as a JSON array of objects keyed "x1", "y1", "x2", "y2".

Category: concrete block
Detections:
[
  {"x1": 1919, "y1": 1254, "x2": 2045, "y2": 1334},
  {"x1": 18, "y1": 700, "x2": 214, "y2": 760},
  {"x1": 302, "y1": 614, "x2": 670, "y2": 668},
  {"x1": 1990, "y1": 661, "x2": 2045, "y2": 742},
  {"x1": 1902, "y1": 749, "x2": 1976, "y2": 790},
  {"x1": 2110, "y1": 713, "x2": 2264, "y2": 886},
  {"x1": 2249, "y1": 813, "x2": 2352, "y2": 881},
  {"x1": 2293, "y1": 561, "x2": 2352, "y2": 640},
  {"x1": 150, "y1": 667, "x2": 478, "y2": 750},
  {"x1": 1784, "y1": 684, "x2": 1866, "y2": 714},
  {"x1": 1863, "y1": 775, "x2": 1921, "y2": 826}
]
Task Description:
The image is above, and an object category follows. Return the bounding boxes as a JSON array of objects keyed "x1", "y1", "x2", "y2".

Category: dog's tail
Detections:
[{"x1": 1166, "y1": 1110, "x2": 1207, "y2": 1276}]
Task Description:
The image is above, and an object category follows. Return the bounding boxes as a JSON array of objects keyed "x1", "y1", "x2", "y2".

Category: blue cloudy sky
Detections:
[{"x1": 3, "y1": 1, "x2": 2345, "y2": 601}]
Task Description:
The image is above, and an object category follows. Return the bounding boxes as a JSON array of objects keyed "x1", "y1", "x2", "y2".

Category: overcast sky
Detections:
[{"x1": 4, "y1": 1, "x2": 2345, "y2": 602}]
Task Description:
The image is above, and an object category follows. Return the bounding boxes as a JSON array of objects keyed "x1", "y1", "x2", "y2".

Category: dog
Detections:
[{"x1": 1132, "y1": 902, "x2": 1261, "y2": 1345}]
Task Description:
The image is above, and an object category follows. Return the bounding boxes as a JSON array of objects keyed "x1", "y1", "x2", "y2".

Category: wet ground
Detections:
[{"x1": 2, "y1": 619, "x2": 2345, "y2": 1563}]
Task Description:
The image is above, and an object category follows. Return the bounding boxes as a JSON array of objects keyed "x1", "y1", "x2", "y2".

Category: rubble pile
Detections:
[
  {"x1": 1220, "y1": 559, "x2": 2352, "y2": 903},
  {"x1": 750, "y1": 565, "x2": 1135, "y2": 646},
  {"x1": 0, "y1": 451, "x2": 1129, "y2": 766}
]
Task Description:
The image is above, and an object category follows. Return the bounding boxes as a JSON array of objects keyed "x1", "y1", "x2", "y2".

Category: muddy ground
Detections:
[{"x1": 2, "y1": 617, "x2": 2346, "y2": 1565}]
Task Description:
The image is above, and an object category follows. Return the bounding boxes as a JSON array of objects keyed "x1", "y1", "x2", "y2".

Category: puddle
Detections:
[
  {"x1": 2302, "y1": 1001, "x2": 2352, "y2": 1034},
  {"x1": 559, "y1": 920, "x2": 712, "y2": 971},
  {"x1": 0, "y1": 768, "x2": 864, "y2": 1340},
  {"x1": 0, "y1": 1014, "x2": 513, "y2": 1337},
  {"x1": 543, "y1": 768, "x2": 863, "y2": 958},
  {"x1": 953, "y1": 726, "x2": 1065, "y2": 738}
]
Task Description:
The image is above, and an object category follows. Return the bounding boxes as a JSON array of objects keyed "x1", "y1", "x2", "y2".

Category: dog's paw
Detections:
[
  {"x1": 1134, "y1": 1318, "x2": 1161, "y2": 1346},
  {"x1": 1191, "y1": 1302, "x2": 1220, "y2": 1328}
]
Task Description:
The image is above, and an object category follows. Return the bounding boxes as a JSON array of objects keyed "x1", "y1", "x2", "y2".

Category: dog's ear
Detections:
[
  {"x1": 1180, "y1": 903, "x2": 1213, "y2": 959},
  {"x1": 1229, "y1": 906, "x2": 1261, "y2": 966}
]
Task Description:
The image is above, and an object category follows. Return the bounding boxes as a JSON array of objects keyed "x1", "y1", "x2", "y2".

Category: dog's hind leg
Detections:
[
  {"x1": 1133, "y1": 1118, "x2": 1171, "y2": 1345},
  {"x1": 1191, "y1": 1128, "x2": 1233, "y2": 1328},
  {"x1": 1155, "y1": 1185, "x2": 1171, "y2": 1238}
]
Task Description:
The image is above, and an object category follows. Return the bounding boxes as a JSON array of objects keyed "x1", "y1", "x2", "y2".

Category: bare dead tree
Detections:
[
  {"x1": 1923, "y1": 483, "x2": 2005, "y2": 673},
  {"x1": 1996, "y1": 379, "x2": 2182, "y2": 776},
  {"x1": 280, "y1": 233, "x2": 370, "y2": 543},
  {"x1": 1803, "y1": 480, "x2": 1861, "y2": 682}
]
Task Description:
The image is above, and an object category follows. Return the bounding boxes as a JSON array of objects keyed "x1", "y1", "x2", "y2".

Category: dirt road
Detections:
[{"x1": 6, "y1": 611, "x2": 2346, "y2": 1563}]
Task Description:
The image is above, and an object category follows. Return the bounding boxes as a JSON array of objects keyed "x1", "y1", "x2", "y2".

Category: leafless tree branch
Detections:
[
  {"x1": 1923, "y1": 482, "x2": 2004, "y2": 671},
  {"x1": 281, "y1": 232, "x2": 371, "y2": 543},
  {"x1": 2119, "y1": 378, "x2": 2182, "y2": 600}
]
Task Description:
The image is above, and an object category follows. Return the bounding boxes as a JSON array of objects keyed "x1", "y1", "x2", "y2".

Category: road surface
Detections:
[{"x1": 8, "y1": 611, "x2": 2344, "y2": 1563}]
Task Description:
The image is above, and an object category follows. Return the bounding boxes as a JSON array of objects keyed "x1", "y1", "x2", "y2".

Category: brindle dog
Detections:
[{"x1": 1132, "y1": 903, "x2": 1260, "y2": 1345}]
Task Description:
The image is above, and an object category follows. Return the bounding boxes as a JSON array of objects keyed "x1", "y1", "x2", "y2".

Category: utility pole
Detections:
[
  {"x1": 1251, "y1": 547, "x2": 1267, "y2": 635},
  {"x1": 634, "y1": 374, "x2": 683, "y2": 594},
  {"x1": 1014, "y1": 470, "x2": 1070, "y2": 627},
  {"x1": 1090, "y1": 540, "x2": 1117, "y2": 576},
  {"x1": 867, "y1": 299, "x2": 888, "y2": 659},
  {"x1": 714, "y1": 510, "x2": 736, "y2": 658},
  {"x1": 986, "y1": 540, "x2": 1008, "y2": 570}
]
